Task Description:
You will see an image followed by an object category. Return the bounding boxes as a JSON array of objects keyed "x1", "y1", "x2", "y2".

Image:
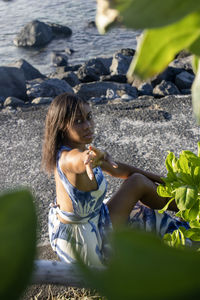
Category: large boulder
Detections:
[
  {"x1": 46, "y1": 22, "x2": 72, "y2": 37},
  {"x1": 13, "y1": 20, "x2": 53, "y2": 47},
  {"x1": 27, "y1": 78, "x2": 74, "y2": 100},
  {"x1": 0, "y1": 67, "x2": 27, "y2": 100},
  {"x1": 9, "y1": 59, "x2": 45, "y2": 80},
  {"x1": 74, "y1": 81, "x2": 138, "y2": 100}
]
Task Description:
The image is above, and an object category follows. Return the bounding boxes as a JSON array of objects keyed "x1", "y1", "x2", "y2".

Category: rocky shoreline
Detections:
[{"x1": 0, "y1": 20, "x2": 195, "y2": 110}]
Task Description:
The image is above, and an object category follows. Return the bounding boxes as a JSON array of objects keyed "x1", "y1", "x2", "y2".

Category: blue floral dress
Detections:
[
  {"x1": 49, "y1": 146, "x2": 112, "y2": 267},
  {"x1": 49, "y1": 146, "x2": 189, "y2": 267}
]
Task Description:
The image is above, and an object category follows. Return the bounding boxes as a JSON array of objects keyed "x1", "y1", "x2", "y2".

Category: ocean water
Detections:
[{"x1": 0, "y1": 0, "x2": 140, "y2": 75}]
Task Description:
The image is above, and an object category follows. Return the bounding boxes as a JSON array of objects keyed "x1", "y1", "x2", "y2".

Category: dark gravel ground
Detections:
[
  {"x1": 1, "y1": 94, "x2": 200, "y2": 299},
  {"x1": 1, "y1": 94, "x2": 199, "y2": 243}
]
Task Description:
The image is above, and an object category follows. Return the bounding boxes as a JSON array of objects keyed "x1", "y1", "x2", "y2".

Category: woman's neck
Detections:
[{"x1": 63, "y1": 140, "x2": 87, "y2": 151}]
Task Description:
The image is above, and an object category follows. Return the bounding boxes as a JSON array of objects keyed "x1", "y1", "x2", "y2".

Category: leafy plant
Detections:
[
  {"x1": 96, "y1": 0, "x2": 200, "y2": 123},
  {"x1": 157, "y1": 142, "x2": 200, "y2": 248},
  {"x1": 0, "y1": 189, "x2": 37, "y2": 300}
]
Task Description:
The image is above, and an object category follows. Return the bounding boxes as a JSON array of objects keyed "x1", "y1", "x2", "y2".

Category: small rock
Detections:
[
  {"x1": 175, "y1": 71, "x2": 194, "y2": 90},
  {"x1": 77, "y1": 58, "x2": 109, "y2": 83},
  {"x1": 65, "y1": 48, "x2": 75, "y2": 55},
  {"x1": 153, "y1": 80, "x2": 180, "y2": 97},
  {"x1": 121, "y1": 94, "x2": 134, "y2": 101},
  {"x1": 170, "y1": 56, "x2": 193, "y2": 74},
  {"x1": 51, "y1": 52, "x2": 68, "y2": 67},
  {"x1": 138, "y1": 83, "x2": 153, "y2": 96},
  {"x1": 31, "y1": 97, "x2": 53, "y2": 105},
  {"x1": 97, "y1": 57, "x2": 113, "y2": 74},
  {"x1": 65, "y1": 64, "x2": 82, "y2": 72},
  {"x1": 100, "y1": 74, "x2": 127, "y2": 83},
  {"x1": 4, "y1": 96, "x2": 25, "y2": 107},
  {"x1": 175, "y1": 50, "x2": 191, "y2": 59},
  {"x1": 110, "y1": 49, "x2": 135, "y2": 75},
  {"x1": 87, "y1": 21, "x2": 96, "y2": 28},
  {"x1": 49, "y1": 71, "x2": 80, "y2": 87},
  {"x1": 106, "y1": 89, "x2": 117, "y2": 99},
  {"x1": 118, "y1": 48, "x2": 135, "y2": 56}
]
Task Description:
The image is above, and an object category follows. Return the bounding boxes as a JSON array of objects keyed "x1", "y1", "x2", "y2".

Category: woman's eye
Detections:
[
  {"x1": 87, "y1": 114, "x2": 92, "y2": 120},
  {"x1": 76, "y1": 119, "x2": 82, "y2": 124}
]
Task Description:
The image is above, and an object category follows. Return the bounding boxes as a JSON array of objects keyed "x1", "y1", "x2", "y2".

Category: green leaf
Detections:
[
  {"x1": 192, "y1": 59, "x2": 200, "y2": 124},
  {"x1": 183, "y1": 228, "x2": 200, "y2": 241},
  {"x1": 178, "y1": 153, "x2": 191, "y2": 174},
  {"x1": 157, "y1": 184, "x2": 172, "y2": 198},
  {"x1": 175, "y1": 186, "x2": 198, "y2": 210},
  {"x1": 158, "y1": 197, "x2": 175, "y2": 214},
  {"x1": 188, "y1": 200, "x2": 200, "y2": 220},
  {"x1": 165, "y1": 152, "x2": 178, "y2": 179},
  {"x1": 0, "y1": 189, "x2": 37, "y2": 300},
  {"x1": 182, "y1": 150, "x2": 200, "y2": 166},
  {"x1": 189, "y1": 220, "x2": 200, "y2": 228},
  {"x1": 192, "y1": 166, "x2": 200, "y2": 185},
  {"x1": 96, "y1": 0, "x2": 200, "y2": 33},
  {"x1": 176, "y1": 209, "x2": 190, "y2": 222},
  {"x1": 79, "y1": 227, "x2": 200, "y2": 299},
  {"x1": 188, "y1": 36, "x2": 200, "y2": 56},
  {"x1": 128, "y1": 11, "x2": 200, "y2": 80}
]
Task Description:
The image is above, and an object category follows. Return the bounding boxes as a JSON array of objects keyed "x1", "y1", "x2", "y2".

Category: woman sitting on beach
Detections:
[{"x1": 42, "y1": 92, "x2": 184, "y2": 267}]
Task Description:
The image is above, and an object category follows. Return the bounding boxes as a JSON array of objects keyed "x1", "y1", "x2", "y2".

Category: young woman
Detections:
[{"x1": 42, "y1": 93, "x2": 183, "y2": 267}]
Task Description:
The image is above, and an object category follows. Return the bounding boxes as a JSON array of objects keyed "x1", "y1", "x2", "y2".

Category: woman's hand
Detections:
[{"x1": 84, "y1": 145, "x2": 118, "y2": 180}]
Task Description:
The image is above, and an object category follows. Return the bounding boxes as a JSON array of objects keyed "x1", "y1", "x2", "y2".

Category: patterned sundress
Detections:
[{"x1": 49, "y1": 146, "x2": 190, "y2": 267}]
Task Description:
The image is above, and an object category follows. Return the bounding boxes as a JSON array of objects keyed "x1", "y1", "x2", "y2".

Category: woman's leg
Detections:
[{"x1": 107, "y1": 173, "x2": 177, "y2": 226}]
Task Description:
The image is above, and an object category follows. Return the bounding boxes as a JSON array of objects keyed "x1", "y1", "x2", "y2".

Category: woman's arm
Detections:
[
  {"x1": 101, "y1": 159, "x2": 164, "y2": 184},
  {"x1": 88, "y1": 146, "x2": 164, "y2": 184}
]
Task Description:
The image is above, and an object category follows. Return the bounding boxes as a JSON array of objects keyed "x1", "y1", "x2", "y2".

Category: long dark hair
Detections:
[{"x1": 42, "y1": 93, "x2": 86, "y2": 174}]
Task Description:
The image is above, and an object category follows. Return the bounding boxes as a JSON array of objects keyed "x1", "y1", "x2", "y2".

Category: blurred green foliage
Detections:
[
  {"x1": 0, "y1": 189, "x2": 37, "y2": 300},
  {"x1": 79, "y1": 227, "x2": 200, "y2": 300}
]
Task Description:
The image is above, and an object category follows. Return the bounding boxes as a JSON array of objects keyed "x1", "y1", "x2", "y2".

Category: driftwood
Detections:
[{"x1": 31, "y1": 260, "x2": 104, "y2": 287}]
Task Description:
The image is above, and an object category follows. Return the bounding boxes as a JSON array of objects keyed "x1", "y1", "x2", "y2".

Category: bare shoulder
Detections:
[{"x1": 59, "y1": 148, "x2": 83, "y2": 174}]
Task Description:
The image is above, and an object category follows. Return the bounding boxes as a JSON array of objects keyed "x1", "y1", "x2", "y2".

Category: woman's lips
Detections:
[{"x1": 84, "y1": 132, "x2": 94, "y2": 139}]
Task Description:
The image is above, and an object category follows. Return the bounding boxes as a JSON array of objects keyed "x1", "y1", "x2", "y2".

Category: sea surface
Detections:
[{"x1": 0, "y1": 0, "x2": 140, "y2": 75}]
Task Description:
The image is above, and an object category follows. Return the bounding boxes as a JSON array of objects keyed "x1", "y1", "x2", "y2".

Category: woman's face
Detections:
[{"x1": 65, "y1": 103, "x2": 94, "y2": 148}]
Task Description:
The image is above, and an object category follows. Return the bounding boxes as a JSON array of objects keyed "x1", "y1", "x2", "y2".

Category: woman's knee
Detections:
[{"x1": 125, "y1": 172, "x2": 148, "y2": 187}]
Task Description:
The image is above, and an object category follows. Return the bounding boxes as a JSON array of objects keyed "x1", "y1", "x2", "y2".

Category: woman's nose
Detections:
[{"x1": 83, "y1": 120, "x2": 91, "y2": 129}]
